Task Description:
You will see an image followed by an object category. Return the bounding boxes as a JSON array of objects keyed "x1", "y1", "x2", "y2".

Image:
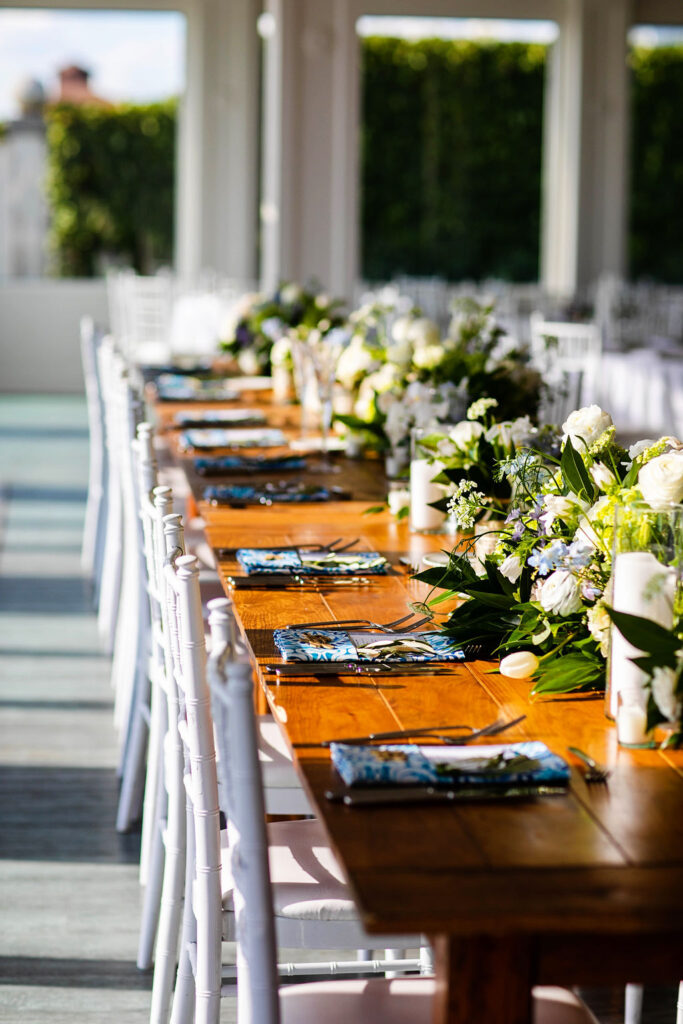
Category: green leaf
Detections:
[
  {"x1": 531, "y1": 652, "x2": 605, "y2": 694},
  {"x1": 605, "y1": 607, "x2": 681, "y2": 657},
  {"x1": 560, "y1": 436, "x2": 596, "y2": 503},
  {"x1": 362, "y1": 505, "x2": 387, "y2": 516}
]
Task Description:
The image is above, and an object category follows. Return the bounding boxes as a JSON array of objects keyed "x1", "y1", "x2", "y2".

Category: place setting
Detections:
[{"x1": 222, "y1": 537, "x2": 388, "y2": 587}]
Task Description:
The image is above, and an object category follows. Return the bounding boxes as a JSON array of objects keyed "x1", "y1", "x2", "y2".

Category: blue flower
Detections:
[
  {"x1": 565, "y1": 541, "x2": 593, "y2": 570},
  {"x1": 528, "y1": 540, "x2": 568, "y2": 577}
]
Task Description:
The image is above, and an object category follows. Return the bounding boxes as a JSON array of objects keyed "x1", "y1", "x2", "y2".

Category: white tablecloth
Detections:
[{"x1": 593, "y1": 349, "x2": 683, "y2": 440}]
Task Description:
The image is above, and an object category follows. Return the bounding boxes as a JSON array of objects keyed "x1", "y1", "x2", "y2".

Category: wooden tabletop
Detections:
[{"x1": 155, "y1": 387, "x2": 683, "y2": 1024}]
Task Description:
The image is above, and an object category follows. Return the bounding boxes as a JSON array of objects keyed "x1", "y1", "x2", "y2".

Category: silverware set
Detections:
[
  {"x1": 294, "y1": 714, "x2": 526, "y2": 749},
  {"x1": 567, "y1": 746, "x2": 611, "y2": 784}
]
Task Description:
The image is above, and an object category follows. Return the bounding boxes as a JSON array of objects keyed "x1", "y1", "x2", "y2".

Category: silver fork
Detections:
[
  {"x1": 322, "y1": 714, "x2": 527, "y2": 747},
  {"x1": 567, "y1": 746, "x2": 611, "y2": 784},
  {"x1": 283, "y1": 612, "x2": 431, "y2": 632}
]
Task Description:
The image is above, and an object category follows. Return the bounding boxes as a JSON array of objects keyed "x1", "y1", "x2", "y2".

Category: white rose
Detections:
[
  {"x1": 335, "y1": 337, "x2": 375, "y2": 390},
  {"x1": 412, "y1": 343, "x2": 445, "y2": 370},
  {"x1": 652, "y1": 666, "x2": 681, "y2": 723},
  {"x1": 562, "y1": 405, "x2": 613, "y2": 450},
  {"x1": 407, "y1": 317, "x2": 441, "y2": 349},
  {"x1": 391, "y1": 315, "x2": 413, "y2": 345},
  {"x1": 590, "y1": 462, "x2": 616, "y2": 492},
  {"x1": 538, "y1": 570, "x2": 583, "y2": 616},
  {"x1": 638, "y1": 452, "x2": 683, "y2": 506},
  {"x1": 499, "y1": 554, "x2": 523, "y2": 583},
  {"x1": 280, "y1": 282, "x2": 303, "y2": 305},
  {"x1": 586, "y1": 602, "x2": 611, "y2": 657},
  {"x1": 500, "y1": 651, "x2": 539, "y2": 678},
  {"x1": 449, "y1": 420, "x2": 484, "y2": 449}
]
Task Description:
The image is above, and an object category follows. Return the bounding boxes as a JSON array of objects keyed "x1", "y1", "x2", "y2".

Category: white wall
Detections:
[{"x1": 0, "y1": 279, "x2": 108, "y2": 392}]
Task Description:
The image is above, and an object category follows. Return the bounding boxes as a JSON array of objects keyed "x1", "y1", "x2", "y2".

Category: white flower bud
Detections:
[{"x1": 499, "y1": 651, "x2": 539, "y2": 678}]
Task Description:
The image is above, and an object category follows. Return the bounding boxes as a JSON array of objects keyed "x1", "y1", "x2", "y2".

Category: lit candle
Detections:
[
  {"x1": 410, "y1": 456, "x2": 446, "y2": 533},
  {"x1": 616, "y1": 699, "x2": 650, "y2": 747},
  {"x1": 609, "y1": 551, "x2": 675, "y2": 717}
]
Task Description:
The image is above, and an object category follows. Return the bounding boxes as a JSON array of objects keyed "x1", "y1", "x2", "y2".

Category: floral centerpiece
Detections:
[
  {"x1": 220, "y1": 281, "x2": 346, "y2": 374},
  {"x1": 413, "y1": 404, "x2": 683, "y2": 732},
  {"x1": 335, "y1": 297, "x2": 543, "y2": 466}
]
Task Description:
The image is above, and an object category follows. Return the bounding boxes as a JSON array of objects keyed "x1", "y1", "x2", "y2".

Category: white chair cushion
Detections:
[
  {"x1": 222, "y1": 818, "x2": 356, "y2": 921},
  {"x1": 280, "y1": 980, "x2": 597, "y2": 1024}
]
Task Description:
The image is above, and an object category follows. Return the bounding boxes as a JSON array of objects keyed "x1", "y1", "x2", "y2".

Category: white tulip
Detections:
[
  {"x1": 499, "y1": 651, "x2": 539, "y2": 678},
  {"x1": 562, "y1": 405, "x2": 613, "y2": 451},
  {"x1": 499, "y1": 554, "x2": 523, "y2": 583},
  {"x1": 638, "y1": 452, "x2": 683, "y2": 506},
  {"x1": 538, "y1": 569, "x2": 583, "y2": 616}
]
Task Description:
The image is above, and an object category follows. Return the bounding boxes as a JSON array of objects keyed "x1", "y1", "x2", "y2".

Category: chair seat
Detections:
[
  {"x1": 222, "y1": 818, "x2": 356, "y2": 921},
  {"x1": 280, "y1": 980, "x2": 598, "y2": 1024}
]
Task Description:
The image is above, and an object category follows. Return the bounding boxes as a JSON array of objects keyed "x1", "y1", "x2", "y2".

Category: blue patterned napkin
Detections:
[
  {"x1": 273, "y1": 628, "x2": 464, "y2": 663},
  {"x1": 237, "y1": 548, "x2": 387, "y2": 575},
  {"x1": 156, "y1": 373, "x2": 239, "y2": 402},
  {"x1": 205, "y1": 484, "x2": 349, "y2": 505},
  {"x1": 331, "y1": 741, "x2": 569, "y2": 788},
  {"x1": 174, "y1": 409, "x2": 266, "y2": 428},
  {"x1": 179, "y1": 427, "x2": 287, "y2": 450},
  {"x1": 194, "y1": 455, "x2": 306, "y2": 475}
]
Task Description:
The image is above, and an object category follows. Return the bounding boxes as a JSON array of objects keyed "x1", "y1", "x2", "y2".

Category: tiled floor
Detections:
[{"x1": 0, "y1": 394, "x2": 678, "y2": 1024}]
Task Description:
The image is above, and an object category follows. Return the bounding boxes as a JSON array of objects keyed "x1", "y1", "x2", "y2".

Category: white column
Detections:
[
  {"x1": 260, "y1": 0, "x2": 360, "y2": 299},
  {"x1": 175, "y1": 0, "x2": 260, "y2": 282},
  {"x1": 541, "y1": 0, "x2": 632, "y2": 295}
]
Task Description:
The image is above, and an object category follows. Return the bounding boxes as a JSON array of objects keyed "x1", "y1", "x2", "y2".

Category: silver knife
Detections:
[
  {"x1": 263, "y1": 662, "x2": 456, "y2": 676},
  {"x1": 325, "y1": 784, "x2": 568, "y2": 806}
]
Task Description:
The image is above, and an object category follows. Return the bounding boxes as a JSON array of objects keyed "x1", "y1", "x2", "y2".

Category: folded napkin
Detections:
[
  {"x1": 205, "y1": 483, "x2": 350, "y2": 505},
  {"x1": 179, "y1": 427, "x2": 287, "y2": 450},
  {"x1": 156, "y1": 373, "x2": 239, "y2": 402},
  {"x1": 237, "y1": 548, "x2": 387, "y2": 575},
  {"x1": 331, "y1": 740, "x2": 570, "y2": 788},
  {"x1": 273, "y1": 628, "x2": 464, "y2": 663},
  {"x1": 174, "y1": 408, "x2": 266, "y2": 428},
  {"x1": 194, "y1": 455, "x2": 306, "y2": 476}
]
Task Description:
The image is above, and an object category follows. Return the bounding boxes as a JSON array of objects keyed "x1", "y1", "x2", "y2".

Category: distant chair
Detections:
[{"x1": 529, "y1": 314, "x2": 602, "y2": 420}]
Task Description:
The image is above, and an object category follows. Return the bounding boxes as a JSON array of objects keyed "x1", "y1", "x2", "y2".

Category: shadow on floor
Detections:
[
  {"x1": 0, "y1": 956, "x2": 152, "y2": 990},
  {"x1": 0, "y1": 765, "x2": 141, "y2": 863}
]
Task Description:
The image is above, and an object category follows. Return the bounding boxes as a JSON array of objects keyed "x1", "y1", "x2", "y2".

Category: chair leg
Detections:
[
  {"x1": 116, "y1": 675, "x2": 150, "y2": 832},
  {"x1": 150, "y1": 770, "x2": 188, "y2": 1024},
  {"x1": 624, "y1": 983, "x2": 643, "y2": 1024},
  {"x1": 677, "y1": 981, "x2": 683, "y2": 1024},
  {"x1": 384, "y1": 948, "x2": 408, "y2": 979},
  {"x1": 137, "y1": 823, "x2": 165, "y2": 970},
  {"x1": 419, "y1": 943, "x2": 434, "y2": 975},
  {"x1": 169, "y1": 808, "x2": 197, "y2": 1024}
]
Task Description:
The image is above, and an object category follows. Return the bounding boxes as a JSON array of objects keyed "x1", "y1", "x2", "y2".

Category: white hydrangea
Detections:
[
  {"x1": 449, "y1": 420, "x2": 485, "y2": 449},
  {"x1": 335, "y1": 336, "x2": 376, "y2": 390},
  {"x1": 652, "y1": 666, "x2": 681, "y2": 723},
  {"x1": 586, "y1": 602, "x2": 611, "y2": 657}
]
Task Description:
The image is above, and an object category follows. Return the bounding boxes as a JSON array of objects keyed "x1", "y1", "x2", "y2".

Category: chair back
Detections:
[
  {"x1": 530, "y1": 315, "x2": 601, "y2": 411},
  {"x1": 207, "y1": 599, "x2": 280, "y2": 1024},
  {"x1": 166, "y1": 554, "x2": 223, "y2": 1024}
]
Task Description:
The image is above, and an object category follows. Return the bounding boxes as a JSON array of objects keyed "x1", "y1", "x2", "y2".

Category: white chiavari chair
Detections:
[
  {"x1": 145, "y1": 528, "x2": 312, "y2": 1022},
  {"x1": 530, "y1": 314, "x2": 602, "y2": 418},
  {"x1": 201, "y1": 589, "x2": 602, "y2": 1024},
  {"x1": 167, "y1": 557, "x2": 426, "y2": 1024},
  {"x1": 80, "y1": 317, "x2": 108, "y2": 598}
]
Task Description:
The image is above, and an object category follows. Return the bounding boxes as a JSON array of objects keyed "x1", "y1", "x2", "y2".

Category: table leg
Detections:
[{"x1": 431, "y1": 935, "x2": 533, "y2": 1024}]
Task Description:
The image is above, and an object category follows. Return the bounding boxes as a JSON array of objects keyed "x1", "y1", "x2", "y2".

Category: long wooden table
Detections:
[{"x1": 156, "y1": 387, "x2": 683, "y2": 1024}]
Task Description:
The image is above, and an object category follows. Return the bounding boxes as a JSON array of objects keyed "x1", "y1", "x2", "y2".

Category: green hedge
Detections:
[
  {"x1": 630, "y1": 47, "x2": 683, "y2": 283},
  {"x1": 45, "y1": 100, "x2": 176, "y2": 276},
  {"x1": 42, "y1": 43, "x2": 683, "y2": 284},
  {"x1": 360, "y1": 38, "x2": 547, "y2": 283}
]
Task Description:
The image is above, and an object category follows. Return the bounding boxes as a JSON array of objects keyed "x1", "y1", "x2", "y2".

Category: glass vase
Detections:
[
  {"x1": 606, "y1": 501, "x2": 683, "y2": 740},
  {"x1": 409, "y1": 427, "x2": 446, "y2": 534}
]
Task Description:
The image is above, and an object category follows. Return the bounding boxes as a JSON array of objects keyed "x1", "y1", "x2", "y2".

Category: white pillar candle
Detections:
[
  {"x1": 410, "y1": 457, "x2": 446, "y2": 533},
  {"x1": 609, "y1": 550, "x2": 675, "y2": 717},
  {"x1": 271, "y1": 364, "x2": 293, "y2": 403},
  {"x1": 617, "y1": 700, "x2": 650, "y2": 746}
]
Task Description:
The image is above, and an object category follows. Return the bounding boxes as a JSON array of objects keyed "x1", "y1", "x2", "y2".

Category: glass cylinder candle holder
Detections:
[
  {"x1": 606, "y1": 501, "x2": 683, "y2": 721},
  {"x1": 409, "y1": 427, "x2": 446, "y2": 534},
  {"x1": 616, "y1": 690, "x2": 653, "y2": 748}
]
